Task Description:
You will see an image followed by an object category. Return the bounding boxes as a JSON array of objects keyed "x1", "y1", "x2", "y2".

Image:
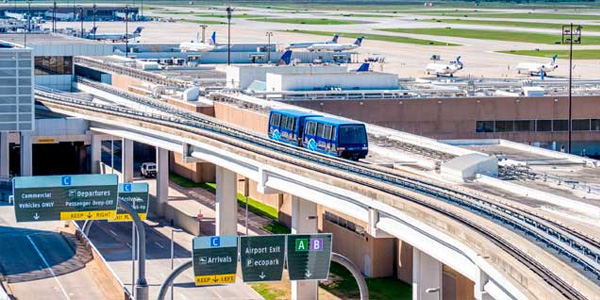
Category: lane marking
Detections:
[
  {"x1": 26, "y1": 235, "x2": 71, "y2": 300},
  {"x1": 154, "y1": 242, "x2": 165, "y2": 249},
  {"x1": 109, "y1": 230, "x2": 118, "y2": 237}
]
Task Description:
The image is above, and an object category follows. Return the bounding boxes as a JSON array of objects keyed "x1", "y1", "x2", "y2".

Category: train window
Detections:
[
  {"x1": 270, "y1": 113, "x2": 281, "y2": 126},
  {"x1": 323, "y1": 125, "x2": 333, "y2": 140},
  {"x1": 316, "y1": 123, "x2": 324, "y2": 138},
  {"x1": 281, "y1": 115, "x2": 289, "y2": 129},
  {"x1": 339, "y1": 125, "x2": 367, "y2": 144},
  {"x1": 287, "y1": 117, "x2": 296, "y2": 130},
  {"x1": 307, "y1": 122, "x2": 316, "y2": 135}
]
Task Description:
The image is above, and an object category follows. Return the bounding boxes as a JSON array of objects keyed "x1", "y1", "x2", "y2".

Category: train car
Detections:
[
  {"x1": 302, "y1": 117, "x2": 368, "y2": 160},
  {"x1": 268, "y1": 109, "x2": 322, "y2": 146}
]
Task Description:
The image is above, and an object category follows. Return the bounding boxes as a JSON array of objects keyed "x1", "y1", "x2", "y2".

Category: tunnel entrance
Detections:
[{"x1": 32, "y1": 142, "x2": 86, "y2": 176}]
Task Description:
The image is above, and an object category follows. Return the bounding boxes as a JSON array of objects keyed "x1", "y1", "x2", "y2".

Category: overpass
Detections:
[{"x1": 32, "y1": 79, "x2": 600, "y2": 300}]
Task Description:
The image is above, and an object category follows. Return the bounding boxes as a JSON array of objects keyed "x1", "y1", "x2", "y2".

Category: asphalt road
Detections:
[{"x1": 0, "y1": 203, "x2": 109, "y2": 300}]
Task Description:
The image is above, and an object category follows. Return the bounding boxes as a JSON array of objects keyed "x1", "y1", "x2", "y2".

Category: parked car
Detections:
[{"x1": 140, "y1": 162, "x2": 157, "y2": 178}]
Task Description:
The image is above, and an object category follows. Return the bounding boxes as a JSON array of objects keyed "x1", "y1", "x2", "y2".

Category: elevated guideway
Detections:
[{"x1": 32, "y1": 82, "x2": 600, "y2": 299}]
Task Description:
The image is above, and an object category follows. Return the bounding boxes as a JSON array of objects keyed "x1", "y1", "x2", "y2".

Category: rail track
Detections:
[{"x1": 35, "y1": 81, "x2": 600, "y2": 299}]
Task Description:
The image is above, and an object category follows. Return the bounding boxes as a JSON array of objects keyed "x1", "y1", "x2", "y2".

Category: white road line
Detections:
[
  {"x1": 109, "y1": 230, "x2": 118, "y2": 236},
  {"x1": 26, "y1": 235, "x2": 71, "y2": 300},
  {"x1": 154, "y1": 242, "x2": 165, "y2": 249}
]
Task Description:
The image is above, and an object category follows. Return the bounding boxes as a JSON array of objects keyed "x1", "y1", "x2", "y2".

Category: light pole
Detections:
[
  {"x1": 226, "y1": 6, "x2": 234, "y2": 65},
  {"x1": 199, "y1": 24, "x2": 207, "y2": 43},
  {"x1": 52, "y1": 1, "x2": 57, "y2": 33},
  {"x1": 125, "y1": 5, "x2": 130, "y2": 58},
  {"x1": 266, "y1": 31, "x2": 273, "y2": 63},
  {"x1": 170, "y1": 228, "x2": 183, "y2": 300},
  {"x1": 562, "y1": 24, "x2": 582, "y2": 154},
  {"x1": 93, "y1": 3, "x2": 97, "y2": 40},
  {"x1": 79, "y1": 6, "x2": 84, "y2": 38}
]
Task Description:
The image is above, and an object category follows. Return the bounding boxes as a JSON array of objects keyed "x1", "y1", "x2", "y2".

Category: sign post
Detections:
[
  {"x1": 286, "y1": 234, "x2": 333, "y2": 281},
  {"x1": 12, "y1": 174, "x2": 119, "y2": 222},
  {"x1": 112, "y1": 183, "x2": 149, "y2": 222},
  {"x1": 192, "y1": 236, "x2": 238, "y2": 285},
  {"x1": 240, "y1": 235, "x2": 286, "y2": 282}
]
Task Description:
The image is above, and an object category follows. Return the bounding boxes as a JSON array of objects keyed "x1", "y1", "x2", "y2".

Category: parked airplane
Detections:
[
  {"x1": 276, "y1": 50, "x2": 293, "y2": 66},
  {"x1": 286, "y1": 34, "x2": 339, "y2": 49},
  {"x1": 516, "y1": 55, "x2": 558, "y2": 78},
  {"x1": 307, "y1": 37, "x2": 363, "y2": 52},
  {"x1": 86, "y1": 26, "x2": 143, "y2": 41},
  {"x1": 179, "y1": 31, "x2": 222, "y2": 52},
  {"x1": 425, "y1": 56, "x2": 463, "y2": 77},
  {"x1": 350, "y1": 63, "x2": 370, "y2": 72}
]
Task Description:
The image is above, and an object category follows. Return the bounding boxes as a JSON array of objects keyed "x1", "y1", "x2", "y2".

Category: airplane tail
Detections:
[
  {"x1": 354, "y1": 36, "x2": 364, "y2": 46},
  {"x1": 551, "y1": 54, "x2": 557, "y2": 64},
  {"x1": 133, "y1": 27, "x2": 143, "y2": 35},
  {"x1": 208, "y1": 31, "x2": 216, "y2": 46},
  {"x1": 456, "y1": 56, "x2": 463, "y2": 66},
  {"x1": 277, "y1": 50, "x2": 293, "y2": 66},
  {"x1": 332, "y1": 34, "x2": 339, "y2": 43},
  {"x1": 540, "y1": 70, "x2": 545, "y2": 81},
  {"x1": 356, "y1": 63, "x2": 369, "y2": 72},
  {"x1": 89, "y1": 26, "x2": 97, "y2": 35}
]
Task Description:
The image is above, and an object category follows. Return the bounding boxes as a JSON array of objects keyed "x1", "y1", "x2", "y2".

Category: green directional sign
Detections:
[
  {"x1": 287, "y1": 233, "x2": 332, "y2": 281},
  {"x1": 12, "y1": 174, "x2": 119, "y2": 223},
  {"x1": 240, "y1": 235, "x2": 286, "y2": 282},
  {"x1": 192, "y1": 235, "x2": 238, "y2": 286},
  {"x1": 111, "y1": 183, "x2": 149, "y2": 222}
]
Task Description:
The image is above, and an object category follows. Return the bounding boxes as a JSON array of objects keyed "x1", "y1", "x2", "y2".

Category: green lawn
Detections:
[
  {"x1": 415, "y1": 11, "x2": 600, "y2": 20},
  {"x1": 321, "y1": 262, "x2": 412, "y2": 300},
  {"x1": 498, "y1": 49, "x2": 600, "y2": 60},
  {"x1": 339, "y1": 13, "x2": 396, "y2": 18},
  {"x1": 179, "y1": 19, "x2": 228, "y2": 25},
  {"x1": 250, "y1": 18, "x2": 362, "y2": 25},
  {"x1": 379, "y1": 27, "x2": 600, "y2": 45},
  {"x1": 283, "y1": 29, "x2": 460, "y2": 46},
  {"x1": 194, "y1": 13, "x2": 267, "y2": 19},
  {"x1": 422, "y1": 18, "x2": 600, "y2": 32}
]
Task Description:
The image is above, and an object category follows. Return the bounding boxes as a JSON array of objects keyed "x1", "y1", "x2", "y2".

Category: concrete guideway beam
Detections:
[
  {"x1": 122, "y1": 138, "x2": 134, "y2": 183},
  {"x1": 90, "y1": 134, "x2": 102, "y2": 174},
  {"x1": 0, "y1": 132, "x2": 9, "y2": 178},
  {"x1": 413, "y1": 248, "x2": 442, "y2": 300},
  {"x1": 20, "y1": 131, "x2": 32, "y2": 176},
  {"x1": 156, "y1": 147, "x2": 169, "y2": 217},
  {"x1": 216, "y1": 166, "x2": 237, "y2": 236},
  {"x1": 291, "y1": 196, "x2": 318, "y2": 300}
]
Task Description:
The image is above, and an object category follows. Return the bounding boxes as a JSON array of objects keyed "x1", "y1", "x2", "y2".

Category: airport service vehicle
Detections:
[
  {"x1": 307, "y1": 37, "x2": 363, "y2": 52},
  {"x1": 140, "y1": 162, "x2": 157, "y2": 178},
  {"x1": 86, "y1": 26, "x2": 143, "y2": 42},
  {"x1": 268, "y1": 109, "x2": 369, "y2": 160},
  {"x1": 286, "y1": 34, "x2": 339, "y2": 49},
  {"x1": 516, "y1": 55, "x2": 558, "y2": 78},
  {"x1": 179, "y1": 31, "x2": 220, "y2": 52},
  {"x1": 425, "y1": 56, "x2": 463, "y2": 77}
]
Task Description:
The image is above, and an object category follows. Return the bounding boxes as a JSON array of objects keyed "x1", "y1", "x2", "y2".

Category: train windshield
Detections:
[{"x1": 338, "y1": 125, "x2": 367, "y2": 144}]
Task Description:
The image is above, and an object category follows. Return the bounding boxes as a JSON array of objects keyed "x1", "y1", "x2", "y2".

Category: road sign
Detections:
[
  {"x1": 12, "y1": 174, "x2": 119, "y2": 222},
  {"x1": 286, "y1": 234, "x2": 332, "y2": 281},
  {"x1": 192, "y1": 235, "x2": 238, "y2": 286},
  {"x1": 240, "y1": 235, "x2": 285, "y2": 282},
  {"x1": 111, "y1": 183, "x2": 149, "y2": 222}
]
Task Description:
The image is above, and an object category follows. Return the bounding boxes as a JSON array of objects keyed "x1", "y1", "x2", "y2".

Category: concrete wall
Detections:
[
  {"x1": 266, "y1": 72, "x2": 399, "y2": 92},
  {"x1": 226, "y1": 65, "x2": 347, "y2": 89},
  {"x1": 214, "y1": 102, "x2": 269, "y2": 135},
  {"x1": 170, "y1": 152, "x2": 216, "y2": 183},
  {"x1": 110, "y1": 72, "x2": 145, "y2": 92}
]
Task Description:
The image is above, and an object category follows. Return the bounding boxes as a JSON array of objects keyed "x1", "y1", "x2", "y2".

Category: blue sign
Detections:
[
  {"x1": 123, "y1": 183, "x2": 132, "y2": 192},
  {"x1": 61, "y1": 176, "x2": 72, "y2": 186},
  {"x1": 211, "y1": 237, "x2": 221, "y2": 247}
]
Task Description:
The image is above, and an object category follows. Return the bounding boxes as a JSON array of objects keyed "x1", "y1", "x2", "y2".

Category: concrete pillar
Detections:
[
  {"x1": 20, "y1": 131, "x2": 32, "y2": 176},
  {"x1": 0, "y1": 132, "x2": 9, "y2": 178},
  {"x1": 122, "y1": 138, "x2": 134, "y2": 183},
  {"x1": 413, "y1": 248, "x2": 442, "y2": 300},
  {"x1": 291, "y1": 196, "x2": 318, "y2": 300},
  {"x1": 474, "y1": 268, "x2": 493, "y2": 300},
  {"x1": 156, "y1": 148, "x2": 169, "y2": 216},
  {"x1": 91, "y1": 135, "x2": 102, "y2": 174},
  {"x1": 215, "y1": 166, "x2": 237, "y2": 236}
]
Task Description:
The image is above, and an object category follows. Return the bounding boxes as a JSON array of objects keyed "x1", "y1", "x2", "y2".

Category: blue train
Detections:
[{"x1": 268, "y1": 109, "x2": 368, "y2": 160}]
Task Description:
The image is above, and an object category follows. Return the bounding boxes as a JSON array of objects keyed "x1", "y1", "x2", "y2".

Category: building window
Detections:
[
  {"x1": 514, "y1": 120, "x2": 535, "y2": 132},
  {"x1": 324, "y1": 211, "x2": 364, "y2": 235},
  {"x1": 34, "y1": 56, "x2": 73, "y2": 75},
  {"x1": 495, "y1": 121, "x2": 514, "y2": 132},
  {"x1": 536, "y1": 120, "x2": 552, "y2": 132},
  {"x1": 475, "y1": 121, "x2": 494, "y2": 133},
  {"x1": 553, "y1": 120, "x2": 568, "y2": 132},
  {"x1": 592, "y1": 119, "x2": 600, "y2": 131},
  {"x1": 573, "y1": 119, "x2": 591, "y2": 131}
]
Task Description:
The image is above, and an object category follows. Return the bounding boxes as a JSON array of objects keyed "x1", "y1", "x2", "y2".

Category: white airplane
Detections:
[
  {"x1": 86, "y1": 26, "x2": 143, "y2": 42},
  {"x1": 179, "y1": 31, "x2": 222, "y2": 52},
  {"x1": 307, "y1": 37, "x2": 363, "y2": 52},
  {"x1": 285, "y1": 34, "x2": 339, "y2": 49},
  {"x1": 516, "y1": 55, "x2": 558, "y2": 79},
  {"x1": 425, "y1": 56, "x2": 463, "y2": 77}
]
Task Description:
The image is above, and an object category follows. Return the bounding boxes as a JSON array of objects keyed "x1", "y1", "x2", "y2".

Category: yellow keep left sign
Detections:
[{"x1": 195, "y1": 274, "x2": 236, "y2": 286}]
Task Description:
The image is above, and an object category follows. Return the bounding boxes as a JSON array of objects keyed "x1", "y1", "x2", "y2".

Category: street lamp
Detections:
[
  {"x1": 266, "y1": 31, "x2": 273, "y2": 63},
  {"x1": 199, "y1": 24, "x2": 208, "y2": 43},
  {"x1": 52, "y1": 1, "x2": 57, "y2": 33},
  {"x1": 562, "y1": 24, "x2": 582, "y2": 154},
  {"x1": 226, "y1": 6, "x2": 234, "y2": 65},
  {"x1": 125, "y1": 5, "x2": 130, "y2": 58},
  {"x1": 170, "y1": 228, "x2": 183, "y2": 300},
  {"x1": 93, "y1": 3, "x2": 97, "y2": 40},
  {"x1": 79, "y1": 6, "x2": 84, "y2": 38}
]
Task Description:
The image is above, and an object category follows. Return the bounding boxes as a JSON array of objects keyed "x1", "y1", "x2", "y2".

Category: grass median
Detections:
[
  {"x1": 379, "y1": 27, "x2": 600, "y2": 45},
  {"x1": 415, "y1": 11, "x2": 600, "y2": 20},
  {"x1": 179, "y1": 19, "x2": 229, "y2": 25},
  {"x1": 250, "y1": 18, "x2": 362, "y2": 25},
  {"x1": 498, "y1": 49, "x2": 600, "y2": 60},
  {"x1": 422, "y1": 18, "x2": 600, "y2": 32},
  {"x1": 283, "y1": 29, "x2": 460, "y2": 46}
]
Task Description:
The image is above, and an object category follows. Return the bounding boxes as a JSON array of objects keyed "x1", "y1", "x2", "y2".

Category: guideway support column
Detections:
[
  {"x1": 475, "y1": 268, "x2": 493, "y2": 300},
  {"x1": 156, "y1": 147, "x2": 169, "y2": 216},
  {"x1": 90, "y1": 134, "x2": 102, "y2": 174},
  {"x1": 215, "y1": 166, "x2": 237, "y2": 235},
  {"x1": 291, "y1": 196, "x2": 318, "y2": 300},
  {"x1": 0, "y1": 132, "x2": 9, "y2": 178},
  {"x1": 413, "y1": 248, "x2": 442, "y2": 300},
  {"x1": 20, "y1": 131, "x2": 32, "y2": 176},
  {"x1": 122, "y1": 138, "x2": 134, "y2": 183}
]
